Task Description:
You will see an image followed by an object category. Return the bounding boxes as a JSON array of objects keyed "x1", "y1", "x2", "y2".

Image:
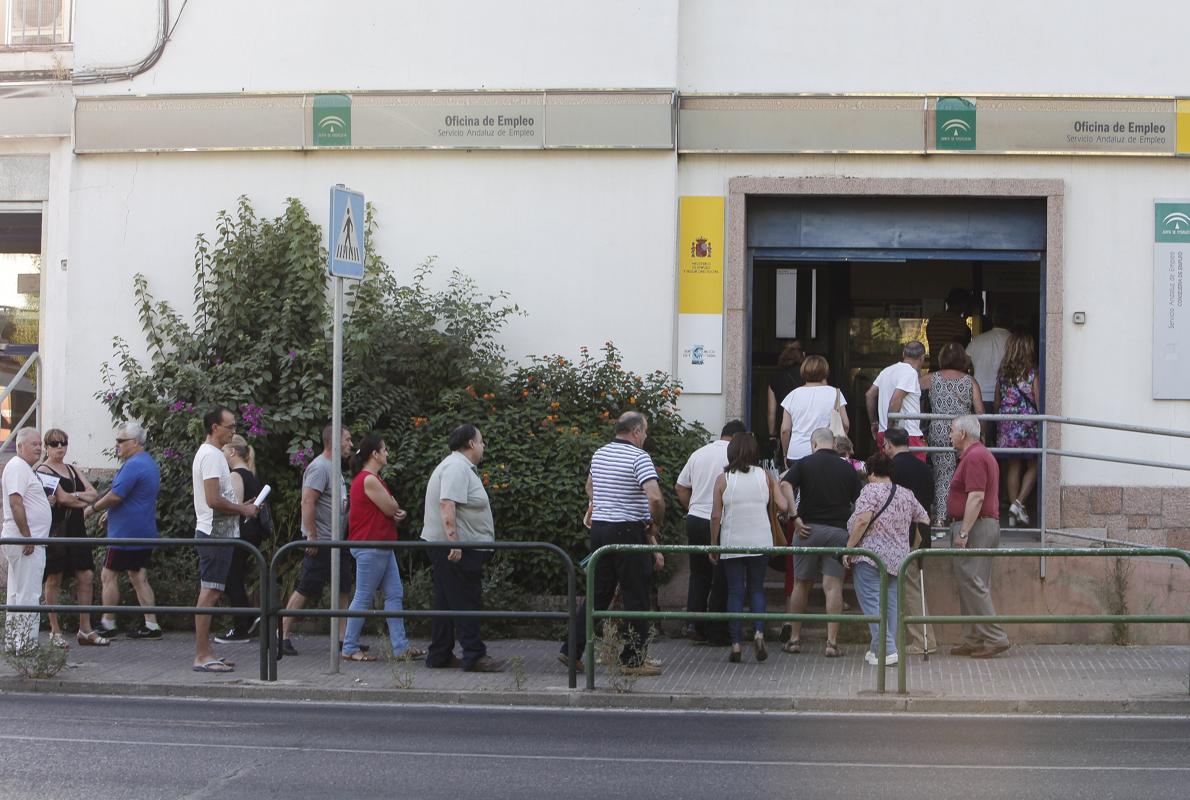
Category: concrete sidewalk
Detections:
[{"x1": 2, "y1": 632, "x2": 1188, "y2": 714}]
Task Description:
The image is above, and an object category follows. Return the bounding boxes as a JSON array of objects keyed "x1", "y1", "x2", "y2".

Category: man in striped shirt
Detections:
[{"x1": 561, "y1": 412, "x2": 666, "y2": 676}]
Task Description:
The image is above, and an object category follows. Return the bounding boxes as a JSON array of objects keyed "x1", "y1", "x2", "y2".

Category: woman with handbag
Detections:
[
  {"x1": 709, "y1": 432, "x2": 789, "y2": 663},
  {"x1": 844, "y1": 451, "x2": 930, "y2": 667},
  {"x1": 921, "y1": 342, "x2": 986, "y2": 525},
  {"x1": 995, "y1": 332, "x2": 1041, "y2": 526},
  {"x1": 779, "y1": 355, "x2": 849, "y2": 467}
]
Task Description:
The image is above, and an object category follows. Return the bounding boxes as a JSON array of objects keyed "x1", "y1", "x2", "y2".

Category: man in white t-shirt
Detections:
[
  {"x1": 191, "y1": 405, "x2": 258, "y2": 673},
  {"x1": 865, "y1": 341, "x2": 927, "y2": 462},
  {"x1": 3, "y1": 429, "x2": 63, "y2": 653},
  {"x1": 675, "y1": 420, "x2": 745, "y2": 644},
  {"x1": 968, "y1": 305, "x2": 1013, "y2": 405}
]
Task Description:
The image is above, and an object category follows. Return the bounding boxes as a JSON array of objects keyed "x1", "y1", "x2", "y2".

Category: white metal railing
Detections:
[
  {"x1": 0, "y1": 347, "x2": 39, "y2": 453},
  {"x1": 889, "y1": 411, "x2": 1190, "y2": 575},
  {"x1": 3, "y1": 0, "x2": 72, "y2": 47}
]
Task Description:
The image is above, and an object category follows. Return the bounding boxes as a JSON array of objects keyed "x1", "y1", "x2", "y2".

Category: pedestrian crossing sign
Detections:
[{"x1": 328, "y1": 185, "x2": 365, "y2": 279}]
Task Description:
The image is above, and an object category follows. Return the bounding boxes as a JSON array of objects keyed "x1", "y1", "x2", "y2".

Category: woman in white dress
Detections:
[
  {"x1": 779, "y1": 355, "x2": 849, "y2": 466},
  {"x1": 710, "y1": 432, "x2": 789, "y2": 663}
]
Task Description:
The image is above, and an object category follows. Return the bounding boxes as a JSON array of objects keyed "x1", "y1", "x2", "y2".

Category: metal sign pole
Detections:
[
  {"x1": 329, "y1": 276, "x2": 344, "y2": 673},
  {"x1": 326, "y1": 183, "x2": 364, "y2": 674}
]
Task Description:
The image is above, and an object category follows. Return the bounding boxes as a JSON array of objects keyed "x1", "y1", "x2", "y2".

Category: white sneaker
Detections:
[
  {"x1": 865, "y1": 650, "x2": 898, "y2": 666},
  {"x1": 1010, "y1": 500, "x2": 1031, "y2": 526}
]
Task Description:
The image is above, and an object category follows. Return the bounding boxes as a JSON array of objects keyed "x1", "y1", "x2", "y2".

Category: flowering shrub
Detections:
[
  {"x1": 384, "y1": 343, "x2": 709, "y2": 593},
  {"x1": 99, "y1": 197, "x2": 710, "y2": 611}
]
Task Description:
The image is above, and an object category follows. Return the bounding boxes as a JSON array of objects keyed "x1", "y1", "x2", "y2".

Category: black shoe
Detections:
[
  {"x1": 246, "y1": 617, "x2": 261, "y2": 637},
  {"x1": 465, "y1": 656, "x2": 506, "y2": 673},
  {"x1": 94, "y1": 622, "x2": 120, "y2": 638},
  {"x1": 126, "y1": 625, "x2": 163, "y2": 640},
  {"x1": 426, "y1": 655, "x2": 463, "y2": 669},
  {"x1": 279, "y1": 638, "x2": 299, "y2": 656},
  {"x1": 214, "y1": 629, "x2": 252, "y2": 645}
]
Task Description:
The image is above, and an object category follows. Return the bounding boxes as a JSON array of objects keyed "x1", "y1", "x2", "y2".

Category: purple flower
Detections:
[
  {"x1": 287, "y1": 349, "x2": 297, "y2": 360},
  {"x1": 289, "y1": 446, "x2": 314, "y2": 468},
  {"x1": 168, "y1": 401, "x2": 186, "y2": 413}
]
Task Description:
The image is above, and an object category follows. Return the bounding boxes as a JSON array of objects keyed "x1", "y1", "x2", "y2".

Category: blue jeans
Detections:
[
  {"x1": 852, "y1": 561, "x2": 897, "y2": 656},
  {"x1": 722, "y1": 555, "x2": 767, "y2": 645},
  {"x1": 342, "y1": 548, "x2": 410, "y2": 656}
]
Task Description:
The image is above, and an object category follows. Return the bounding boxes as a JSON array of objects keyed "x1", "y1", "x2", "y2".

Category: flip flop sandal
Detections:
[
  {"x1": 824, "y1": 642, "x2": 842, "y2": 658},
  {"x1": 782, "y1": 640, "x2": 801, "y2": 654},
  {"x1": 193, "y1": 660, "x2": 234, "y2": 673},
  {"x1": 393, "y1": 647, "x2": 426, "y2": 660},
  {"x1": 342, "y1": 651, "x2": 377, "y2": 662},
  {"x1": 215, "y1": 657, "x2": 235, "y2": 667}
]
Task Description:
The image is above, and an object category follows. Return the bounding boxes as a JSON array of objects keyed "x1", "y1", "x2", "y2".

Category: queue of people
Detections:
[
  {"x1": 1, "y1": 407, "x2": 508, "y2": 675},
  {"x1": 3, "y1": 315, "x2": 1036, "y2": 678}
]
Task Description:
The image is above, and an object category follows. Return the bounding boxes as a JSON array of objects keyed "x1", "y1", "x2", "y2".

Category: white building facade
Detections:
[{"x1": 3, "y1": 0, "x2": 1190, "y2": 544}]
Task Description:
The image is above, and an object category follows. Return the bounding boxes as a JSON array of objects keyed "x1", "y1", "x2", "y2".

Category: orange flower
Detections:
[
  {"x1": 550, "y1": 401, "x2": 560, "y2": 409},
  {"x1": 522, "y1": 389, "x2": 530, "y2": 397},
  {"x1": 628, "y1": 396, "x2": 637, "y2": 405},
  {"x1": 601, "y1": 411, "x2": 610, "y2": 419}
]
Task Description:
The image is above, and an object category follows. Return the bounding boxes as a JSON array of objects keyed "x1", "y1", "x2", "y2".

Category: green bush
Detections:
[{"x1": 98, "y1": 197, "x2": 710, "y2": 608}]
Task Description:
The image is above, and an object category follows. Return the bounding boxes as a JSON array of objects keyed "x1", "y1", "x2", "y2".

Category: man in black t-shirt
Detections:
[
  {"x1": 779, "y1": 428, "x2": 862, "y2": 656},
  {"x1": 883, "y1": 427, "x2": 936, "y2": 654}
]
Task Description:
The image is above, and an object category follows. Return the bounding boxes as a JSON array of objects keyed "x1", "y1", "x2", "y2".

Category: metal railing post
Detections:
[
  {"x1": 876, "y1": 565, "x2": 888, "y2": 693},
  {"x1": 584, "y1": 549, "x2": 597, "y2": 691},
  {"x1": 1039, "y1": 417, "x2": 1048, "y2": 579},
  {"x1": 896, "y1": 555, "x2": 911, "y2": 694}
]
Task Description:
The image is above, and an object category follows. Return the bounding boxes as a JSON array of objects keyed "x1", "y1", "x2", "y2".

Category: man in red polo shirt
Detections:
[{"x1": 946, "y1": 414, "x2": 1010, "y2": 659}]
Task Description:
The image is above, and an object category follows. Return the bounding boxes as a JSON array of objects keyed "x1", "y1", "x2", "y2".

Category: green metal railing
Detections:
[
  {"x1": 268, "y1": 539, "x2": 579, "y2": 687},
  {"x1": 584, "y1": 544, "x2": 891, "y2": 692},
  {"x1": 0, "y1": 536, "x2": 271, "y2": 679},
  {"x1": 895, "y1": 546, "x2": 1190, "y2": 694}
]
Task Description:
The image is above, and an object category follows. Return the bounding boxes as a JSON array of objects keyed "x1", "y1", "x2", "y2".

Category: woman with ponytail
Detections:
[
  {"x1": 215, "y1": 434, "x2": 264, "y2": 644},
  {"x1": 341, "y1": 434, "x2": 424, "y2": 661}
]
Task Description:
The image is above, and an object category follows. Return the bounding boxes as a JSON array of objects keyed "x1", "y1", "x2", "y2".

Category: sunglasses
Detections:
[
  {"x1": 115, "y1": 437, "x2": 135, "y2": 444},
  {"x1": 46, "y1": 440, "x2": 68, "y2": 447}
]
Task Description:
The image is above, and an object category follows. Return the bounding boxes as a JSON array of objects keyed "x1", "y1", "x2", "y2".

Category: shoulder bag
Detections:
[
  {"x1": 828, "y1": 388, "x2": 846, "y2": 437},
  {"x1": 765, "y1": 472, "x2": 788, "y2": 547}
]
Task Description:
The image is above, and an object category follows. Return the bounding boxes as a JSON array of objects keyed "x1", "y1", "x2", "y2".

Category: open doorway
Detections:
[
  {"x1": 743, "y1": 193, "x2": 1049, "y2": 532},
  {"x1": 0, "y1": 210, "x2": 42, "y2": 444},
  {"x1": 751, "y1": 258, "x2": 1043, "y2": 455}
]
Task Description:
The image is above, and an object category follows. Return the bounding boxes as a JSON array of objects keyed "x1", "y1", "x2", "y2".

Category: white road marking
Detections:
[{"x1": 1, "y1": 733, "x2": 1188, "y2": 772}]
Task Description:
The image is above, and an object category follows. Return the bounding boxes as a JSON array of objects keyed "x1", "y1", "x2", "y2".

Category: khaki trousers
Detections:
[{"x1": 950, "y1": 518, "x2": 1009, "y2": 647}]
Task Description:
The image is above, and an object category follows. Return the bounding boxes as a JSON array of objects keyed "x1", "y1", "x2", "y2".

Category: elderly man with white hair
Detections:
[
  {"x1": 3, "y1": 429, "x2": 56, "y2": 652},
  {"x1": 86, "y1": 421, "x2": 163, "y2": 640},
  {"x1": 945, "y1": 414, "x2": 1010, "y2": 659}
]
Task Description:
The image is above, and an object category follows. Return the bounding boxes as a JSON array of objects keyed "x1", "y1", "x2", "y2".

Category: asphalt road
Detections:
[{"x1": 0, "y1": 694, "x2": 1187, "y2": 799}]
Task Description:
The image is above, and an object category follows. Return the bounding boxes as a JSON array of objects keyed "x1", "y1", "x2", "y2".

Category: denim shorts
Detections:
[{"x1": 195, "y1": 530, "x2": 234, "y2": 591}]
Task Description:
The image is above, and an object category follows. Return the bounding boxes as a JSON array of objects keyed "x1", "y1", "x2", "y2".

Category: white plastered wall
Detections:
[{"x1": 63, "y1": 150, "x2": 679, "y2": 467}]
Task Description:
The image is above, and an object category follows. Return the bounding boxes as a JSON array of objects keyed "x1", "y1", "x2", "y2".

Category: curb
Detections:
[{"x1": 4, "y1": 677, "x2": 1188, "y2": 715}]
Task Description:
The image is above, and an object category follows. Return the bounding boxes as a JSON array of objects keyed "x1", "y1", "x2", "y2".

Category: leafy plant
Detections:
[{"x1": 98, "y1": 196, "x2": 710, "y2": 612}]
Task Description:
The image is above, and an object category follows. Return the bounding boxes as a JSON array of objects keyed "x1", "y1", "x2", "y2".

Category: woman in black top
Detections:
[
  {"x1": 37, "y1": 428, "x2": 105, "y2": 647},
  {"x1": 215, "y1": 434, "x2": 264, "y2": 644}
]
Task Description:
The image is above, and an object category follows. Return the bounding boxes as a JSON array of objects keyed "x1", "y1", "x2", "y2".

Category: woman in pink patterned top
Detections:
[{"x1": 844, "y1": 451, "x2": 929, "y2": 666}]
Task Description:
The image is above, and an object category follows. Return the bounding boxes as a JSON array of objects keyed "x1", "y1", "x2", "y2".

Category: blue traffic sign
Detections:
[{"x1": 328, "y1": 185, "x2": 365, "y2": 279}]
